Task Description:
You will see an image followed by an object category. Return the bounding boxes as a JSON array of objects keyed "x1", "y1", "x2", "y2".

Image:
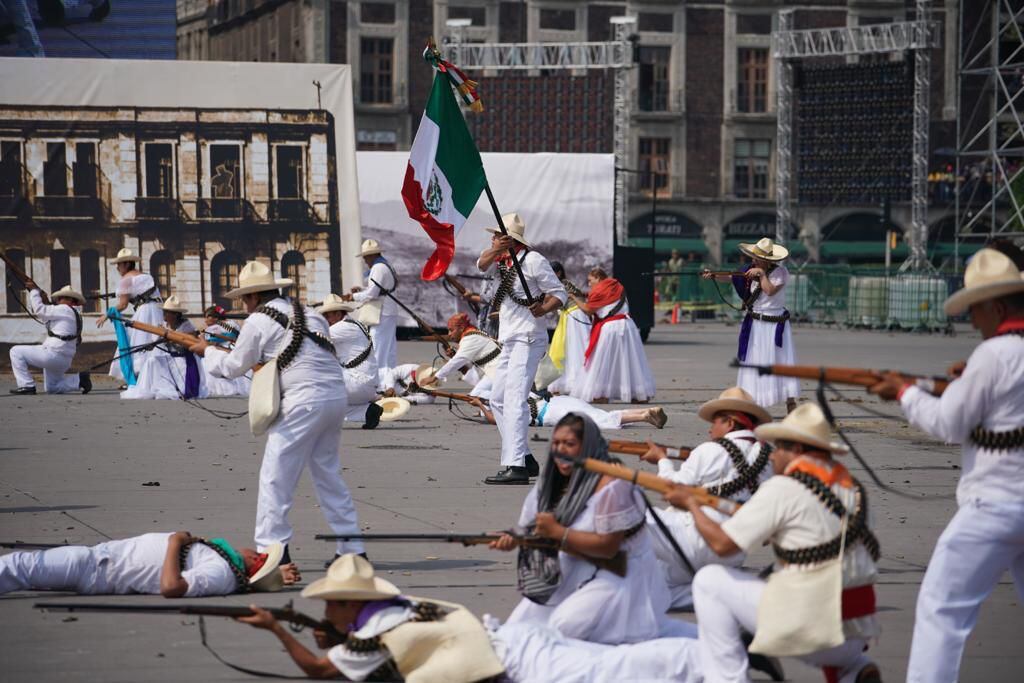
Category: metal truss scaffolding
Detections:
[
  {"x1": 444, "y1": 17, "x2": 636, "y2": 244},
  {"x1": 772, "y1": 1, "x2": 940, "y2": 269},
  {"x1": 955, "y1": 0, "x2": 1024, "y2": 250}
]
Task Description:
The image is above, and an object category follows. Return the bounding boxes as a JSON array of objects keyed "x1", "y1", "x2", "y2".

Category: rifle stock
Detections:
[
  {"x1": 443, "y1": 274, "x2": 481, "y2": 315},
  {"x1": 607, "y1": 439, "x2": 690, "y2": 461},
  {"x1": 731, "y1": 361, "x2": 949, "y2": 397},
  {"x1": 1, "y1": 251, "x2": 50, "y2": 304},
  {"x1": 701, "y1": 270, "x2": 747, "y2": 278},
  {"x1": 419, "y1": 388, "x2": 478, "y2": 404},
  {"x1": 34, "y1": 601, "x2": 343, "y2": 641}
]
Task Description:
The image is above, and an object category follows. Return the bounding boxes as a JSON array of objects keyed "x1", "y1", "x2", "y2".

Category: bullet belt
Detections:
[
  {"x1": 969, "y1": 425, "x2": 1024, "y2": 451},
  {"x1": 748, "y1": 310, "x2": 790, "y2": 324}
]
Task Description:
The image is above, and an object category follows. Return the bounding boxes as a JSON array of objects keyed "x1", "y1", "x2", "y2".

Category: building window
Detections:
[
  {"x1": 637, "y1": 12, "x2": 673, "y2": 33},
  {"x1": 43, "y1": 142, "x2": 67, "y2": 196},
  {"x1": 637, "y1": 46, "x2": 671, "y2": 112},
  {"x1": 274, "y1": 146, "x2": 304, "y2": 199},
  {"x1": 211, "y1": 251, "x2": 245, "y2": 310},
  {"x1": 638, "y1": 137, "x2": 671, "y2": 195},
  {"x1": 145, "y1": 143, "x2": 175, "y2": 198},
  {"x1": 4, "y1": 248, "x2": 25, "y2": 312},
  {"x1": 737, "y1": 48, "x2": 769, "y2": 113},
  {"x1": 80, "y1": 249, "x2": 100, "y2": 313},
  {"x1": 540, "y1": 8, "x2": 575, "y2": 31},
  {"x1": 360, "y1": 38, "x2": 394, "y2": 104},
  {"x1": 50, "y1": 248, "x2": 70, "y2": 292},
  {"x1": 280, "y1": 250, "x2": 306, "y2": 301},
  {"x1": 737, "y1": 14, "x2": 772, "y2": 35},
  {"x1": 360, "y1": 2, "x2": 395, "y2": 24},
  {"x1": 150, "y1": 250, "x2": 176, "y2": 299},
  {"x1": 209, "y1": 145, "x2": 241, "y2": 198},
  {"x1": 734, "y1": 139, "x2": 771, "y2": 199},
  {"x1": 448, "y1": 5, "x2": 486, "y2": 25},
  {"x1": 73, "y1": 142, "x2": 97, "y2": 197},
  {"x1": 0, "y1": 142, "x2": 22, "y2": 207}
]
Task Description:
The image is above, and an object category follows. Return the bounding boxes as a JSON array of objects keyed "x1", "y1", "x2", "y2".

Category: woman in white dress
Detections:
[
  {"x1": 201, "y1": 305, "x2": 250, "y2": 397},
  {"x1": 490, "y1": 413, "x2": 683, "y2": 645},
  {"x1": 546, "y1": 262, "x2": 590, "y2": 396},
  {"x1": 702, "y1": 237, "x2": 799, "y2": 411},
  {"x1": 570, "y1": 268, "x2": 655, "y2": 404},
  {"x1": 123, "y1": 296, "x2": 208, "y2": 400},
  {"x1": 97, "y1": 247, "x2": 164, "y2": 385}
]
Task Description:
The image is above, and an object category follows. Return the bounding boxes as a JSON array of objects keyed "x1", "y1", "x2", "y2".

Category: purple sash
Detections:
[
  {"x1": 183, "y1": 354, "x2": 201, "y2": 399},
  {"x1": 737, "y1": 312, "x2": 788, "y2": 361},
  {"x1": 353, "y1": 598, "x2": 410, "y2": 631}
]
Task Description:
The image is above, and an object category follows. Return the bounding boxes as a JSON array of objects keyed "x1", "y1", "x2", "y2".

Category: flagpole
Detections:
[{"x1": 483, "y1": 182, "x2": 535, "y2": 305}]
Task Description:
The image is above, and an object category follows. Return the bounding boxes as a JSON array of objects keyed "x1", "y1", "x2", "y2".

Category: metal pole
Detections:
[
  {"x1": 483, "y1": 182, "x2": 535, "y2": 304},
  {"x1": 909, "y1": 0, "x2": 932, "y2": 271},
  {"x1": 774, "y1": 9, "x2": 794, "y2": 245},
  {"x1": 611, "y1": 17, "x2": 636, "y2": 248}
]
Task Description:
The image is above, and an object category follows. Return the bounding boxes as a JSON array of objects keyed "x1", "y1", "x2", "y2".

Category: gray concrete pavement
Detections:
[{"x1": 1, "y1": 323, "x2": 1019, "y2": 681}]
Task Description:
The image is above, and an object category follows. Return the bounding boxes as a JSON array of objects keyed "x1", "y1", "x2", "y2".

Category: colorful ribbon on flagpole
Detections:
[
  {"x1": 424, "y1": 39, "x2": 483, "y2": 112},
  {"x1": 107, "y1": 306, "x2": 138, "y2": 386}
]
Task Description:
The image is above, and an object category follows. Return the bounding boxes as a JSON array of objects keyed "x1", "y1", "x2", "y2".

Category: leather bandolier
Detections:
[
  {"x1": 342, "y1": 318, "x2": 374, "y2": 369},
  {"x1": 178, "y1": 539, "x2": 249, "y2": 593},
  {"x1": 704, "y1": 439, "x2": 773, "y2": 499},
  {"x1": 461, "y1": 329, "x2": 502, "y2": 366},
  {"x1": 340, "y1": 601, "x2": 445, "y2": 682},
  {"x1": 46, "y1": 305, "x2": 83, "y2": 345},
  {"x1": 129, "y1": 284, "x2": 162, "y2": 308},
  {"x1": 256, "y1": 301, "x2": 336, "y2": 370},
  {"x1": 968, "y1": 327, "x2": 1024, "y2": 450}
]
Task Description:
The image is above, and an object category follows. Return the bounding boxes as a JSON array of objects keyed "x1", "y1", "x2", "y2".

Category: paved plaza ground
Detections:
[{"x1": 0, "y1": 322, "x2": 1019, "y2": 681}]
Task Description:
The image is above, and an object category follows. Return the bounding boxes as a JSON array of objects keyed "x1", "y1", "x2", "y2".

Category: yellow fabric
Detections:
[{"x1": 549, "y1": 305, "x2": 578, "y2": 370}]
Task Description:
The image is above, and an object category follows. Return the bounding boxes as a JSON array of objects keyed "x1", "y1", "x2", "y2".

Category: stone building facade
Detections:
[{"x1": 0, "y1": 105, "x2": 340, "y2": 324}]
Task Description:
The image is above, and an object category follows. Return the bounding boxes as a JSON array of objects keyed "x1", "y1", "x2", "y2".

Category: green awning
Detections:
[{"x1": 820, "y1": 242, "x2": 908, "y2": 258}]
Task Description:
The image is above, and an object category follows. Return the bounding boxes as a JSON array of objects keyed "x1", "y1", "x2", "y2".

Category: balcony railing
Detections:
[
  {"x1": 196, "y1": 197, "x2": 255, "y2": 221},
  {"x1": 634, "y1": 88, "x2": 685, "y2": 115},
  {"x1": 34, "y1": 195, "x2": 103, "y2": 219},
  {"x1": 136, "y1": 197, "x2": 183, "y2": 220},
  {"x1": 268, "y1": 198, "x2": 312, "y2": 221}
]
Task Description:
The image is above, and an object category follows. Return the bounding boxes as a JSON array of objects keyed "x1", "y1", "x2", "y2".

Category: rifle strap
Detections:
[
  {"x1": 640, "y1": 491, "x2": 696, "y2": 577},
  {"x1": 46, "y1": 305, "x2": 82, "y2": 344},
  {"x1": 198, "y1": 616, "x2": 309, "y2": 679},
  {"x1": 342, "y1": 319, "x2": 374, "y2": 369}
]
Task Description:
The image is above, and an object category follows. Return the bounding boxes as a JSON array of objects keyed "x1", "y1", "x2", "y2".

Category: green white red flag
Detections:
[{"x1": 401, "y1": 47, "x2": 486, "y2": 281}]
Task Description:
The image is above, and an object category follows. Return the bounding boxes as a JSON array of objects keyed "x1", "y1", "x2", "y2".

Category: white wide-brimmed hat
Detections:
[
  {"x1": 359, "y1": 239, "x2": 383, "y2": 257},
  {"x1": 161, "y1": 295, "x2": 188, "y2": 313},
  {"x1": 50, "y1": 285, "x2": 85, "y2": 305},
  {"x1": 755, "y1": 403, "x2": 849, "y2": 455},
  {"x1": 376, "y1": 396, "x2": 412, "y2": 421},
  {"x1": 110, "y1": 247, "x2": 139, "y2": 264},
  {"x1": 485, "y1": 212, "x2": 530, "y2": 248},
  {"x1": 943, "y1": 248, "x2": 1024, "y2": 315},
  {"x1": 224, "y1": 261, "x2": 293, "y2": 299},
  {"x1": 317, "y1": 293, "x2": 358, "y2": 315},
  {"x1": 414, "y1": 363, "x2": 440, "y2": 389},
  {"x1": 301, "y1": 553, "x2": 401, "y2": 601},
  {"x1": 739, "y1": 237, "x2": 789, "y2": 262},
  {"x1": 249, "y1": 542, "x2": 286, "y2": 592},
  {"x1": 697, "y1": 386, "x2": 772, "y2": 426}
]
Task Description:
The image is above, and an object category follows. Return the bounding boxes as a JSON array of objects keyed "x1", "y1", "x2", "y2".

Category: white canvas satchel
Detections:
[
  {"x1": 248, "y1": 358, "x2": 281, "y2": 436},
  {"x1": 355, "y1": 300, "x2": 382, "y2": 326}
]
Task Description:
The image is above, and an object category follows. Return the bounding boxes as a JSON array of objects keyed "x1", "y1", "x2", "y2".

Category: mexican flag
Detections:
[{"x1": 401, "y1": 68, "x2": 487, "y2": 281}]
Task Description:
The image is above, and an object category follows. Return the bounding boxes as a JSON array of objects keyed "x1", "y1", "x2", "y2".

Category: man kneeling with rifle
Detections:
[{"x1": 1, "y1": 531, "x2": 297, "y2": 597}]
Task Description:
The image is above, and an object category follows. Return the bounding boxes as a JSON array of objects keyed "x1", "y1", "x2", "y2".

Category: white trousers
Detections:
[
  {"x1": 907, "y1": 498, "x2": 1024, "y2": 682},
  {"x1": 370, "y1": 315, "x2": 398, "y2": 371},
  {"x1": 256, "y1": 398, "x2": 364, "y2": 554},
  {"x1": 490, "y1": 335, "x2": 547, "y2": 467},
  {"x1": 693, "y1": 564, "x2": 871, "y2": 683},
  {"x1": 10, "y1": 345, "x2": 79, "y2": 393},
  {"x1": 0, "y1": 546, "x2": 104, "y2": 594}
]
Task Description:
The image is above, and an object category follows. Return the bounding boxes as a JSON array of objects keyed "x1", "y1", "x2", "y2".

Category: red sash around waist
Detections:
[
  {"x1": 841, "y1": 584, "x2": 876, "y2": 620},
  {"x1": 584, "y1": 313, "x2": 627, "y2": 366}
]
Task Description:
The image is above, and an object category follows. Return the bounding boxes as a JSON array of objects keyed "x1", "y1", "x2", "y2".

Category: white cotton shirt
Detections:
[
  {"x1": 434, "y1": 332, "x2": 501, "y2": 381},
  {"x1": 91, "y1": 532, "x2": 238, "y2": 597},
  {"x1": 29, "y1": 289, "x2": 80, "y2": 355},
  {"x1": 751, "y1": 265, "x2": 789, "y2": 313},
  {"x1": 900, "y1": 333, "x2": 1024, "y2": 506},
  {"x1": 329, "y1": 319, "x2": 374, "y2": 367},
  {"x1": 351, "y1": 260, "x2": 398, "y2": 317},
  {"x1": 116, "y1": 273, "x2": 160, "y2": 303},
  {"x1": 477, "y1": 250, "x2": 567, "y2": 344},
  {"x1": 204, "y1": 297, "x2": 344, "y2": 410},
  {"x1": 657, "y1": 430, "x2": 767, "y2": 502},
  {"x1": 327, "y1": 603, "x2": 414, "y2": 681}
]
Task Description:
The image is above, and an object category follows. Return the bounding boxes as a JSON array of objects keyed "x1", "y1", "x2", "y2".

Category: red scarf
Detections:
[
  {"x1": 498, "y1": 245, "x2": 526, "y2": 267},
  {"x1": 583, "y1": 279, "x2": 628, "y2": 366},
  {"x1": 996, "y1": 317, "x2": 1024, "y2": 335},
  {"x1": 247, "y1": 553, "x2": 269, "y2": 577}
]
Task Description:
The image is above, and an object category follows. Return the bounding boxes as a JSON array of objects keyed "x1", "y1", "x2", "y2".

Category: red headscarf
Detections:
[
  {"x1": 247, "y1": 553, "x2": 269, "y2": 577},
  {"x1": 587, "y1": 278, "x2": 624, "y2": 308}
]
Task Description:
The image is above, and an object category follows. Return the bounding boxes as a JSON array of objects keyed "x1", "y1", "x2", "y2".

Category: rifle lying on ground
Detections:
[
  {"x1": 442, "y1": 274, "x2": 481, "y2": 315},
  {"x1": 370, "y1": 278, "x2": 453, "y2": 353},
  {"x1": 732, "y1": 360, "x2": 950, "y2": 397},
  {"x1": 418, "y1": 388, "x2": 479, "y2": 404},
  {"x1": 35, "y1": 601, "x2": 344, "y2": 641},
  {"x1": 607, "y1": 439, "x2": 690, "y2": 461},
  {"x1": 0, "y1": 541, "x2": 66, "y2": 549},
  {"x1": 316, "y1": 533, "x2": 627, "y2": 577},
  {"x1": 556, "y1": 454, "x2": 742, "y2": 516},
  {"x1": 0, "y1": 251, "x2": 50, "y2": 304}
]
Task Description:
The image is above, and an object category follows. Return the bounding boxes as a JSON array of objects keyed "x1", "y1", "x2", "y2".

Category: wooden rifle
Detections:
[
  {"x1": 86, "y1": 291, "x2": 117, "y2": 300},
  {"x1": 732, "y1": 360, "x2": 950, "y2": 397},
  {"x1": 419, "y1": 388, "x2": 479, "y2": 404},
  {"x1": 370, "y1": 278, "x2": 454, "y2": 353},
  {"x1": 35, "y1": 601, "x2": 344, "y2": 642},
  {"x1": 701, "y1": 270, "x2": 748, "y2": 278},
  {"x1": 557, "y1": 454, "x2": 742, "y2": 516},
  {"x1": 607, "y1": 439, "x2": 690, "y2": 461},
  {"x1": 443, "y1": 274, "x2": 480, "y2": 315},
  {"x1": 317, "y1": 532, "x2": 627, "y2": 577},
  {"x1": 107, "y1": 312, "x2": 233, "y2": 355},
  {"x1": 0, "y1": 250, "x2": 49, "y2": 304}
]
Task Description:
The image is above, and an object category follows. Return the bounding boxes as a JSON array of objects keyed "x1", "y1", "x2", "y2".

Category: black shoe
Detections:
[
  {"x1": 484, "y1": 467, "x2": 530, "y2": 485},
  {"x1": 280, "y1": 545, "x2": 291, "y2": 565},
  {"x1": 9, "y1": 386, "x2": 36, "y2": 395},
  {"x1": 79, "y1": 372, "x2": 92, "y2": 395},
  {"x1": 362, "y1": 402, "x2": 384, "y2": 430},
  {"x1": 525, "y1": 453, "x2": 540, "y2": 477},
  {"x1": 325, "y1": 551, "x2": 369, "y2": 568},
  {"x1": 742, "y1": 630, "x2": 785, "y2": 682}
]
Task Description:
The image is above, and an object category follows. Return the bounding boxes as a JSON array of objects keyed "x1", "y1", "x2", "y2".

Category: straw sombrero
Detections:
[
  {"x1": 224, "y1": 261, "x2": 293, "y2": 299},
  {"x1": 755, "y1": 403, "x2": 849, "y2": 455},
  {"x1": 359, "y1": 239, "x2": 383, "y2": 257},
  {"x1": 317, "y1": 293, "x2": 359, "y2": 315},
  {"x1": 739, "y1": 237, "x2": 789, "y2": 262},
  {"x1": 110, "y1": 247, "x2": 139, "y2": 264},
  {"x1": 50, "y1": 285, "x2": 85, "y2": 305},
  {"x1": 376, "y1": 396, "x2": 411, "y2": 421},
  {"x1": 161, "y1": 295, "x2": 188, "y2": 313},
  {"x1": 485, "y1": 212, "x2": 530, "y2": 248},
  {"x1": 302, "y1": 553, "x2": 401, "y2": 601},
  {"x1": 414, "y1": 364, "x2": 440, "y2": 389},
  {"x1": 249, "y1": 542, "x2": 286, "y2": 592},
  {"x1": 943, "y1": 248, "x2": 1024, "y2": 315},
  {"x1": 697, "y1": 387, "x2": 772, "y2": 426}
]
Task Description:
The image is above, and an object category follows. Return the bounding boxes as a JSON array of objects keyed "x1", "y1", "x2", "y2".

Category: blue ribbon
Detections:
[
  {"x1": 107, "y1": 307, "x2": 138, "y2": 386},
  {"x1": 183, "y1": 353, "x2": 201, "y2": 399}
]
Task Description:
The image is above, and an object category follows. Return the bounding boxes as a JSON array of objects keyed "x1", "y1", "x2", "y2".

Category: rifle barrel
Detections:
[
  {"x1": 419, "y1": 388, "x2": 478, "y2": 404},
  {"x1": 731, "y1": 361, "x2": 949, "y2": 397},
  {"x1": 371, "y1": 278, "x2": 454, "y2": 353},
  {"x1": 0, "y1": 541, "x2": 66, "y2": 549},
  {"x1": 607, "y1": 440, "x2": 689, "y2": 461}
]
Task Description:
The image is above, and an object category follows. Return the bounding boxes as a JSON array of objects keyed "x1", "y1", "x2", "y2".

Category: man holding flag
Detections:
[{"x1": 401, "y1": 42, "x2": 566, "y2": 484}]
